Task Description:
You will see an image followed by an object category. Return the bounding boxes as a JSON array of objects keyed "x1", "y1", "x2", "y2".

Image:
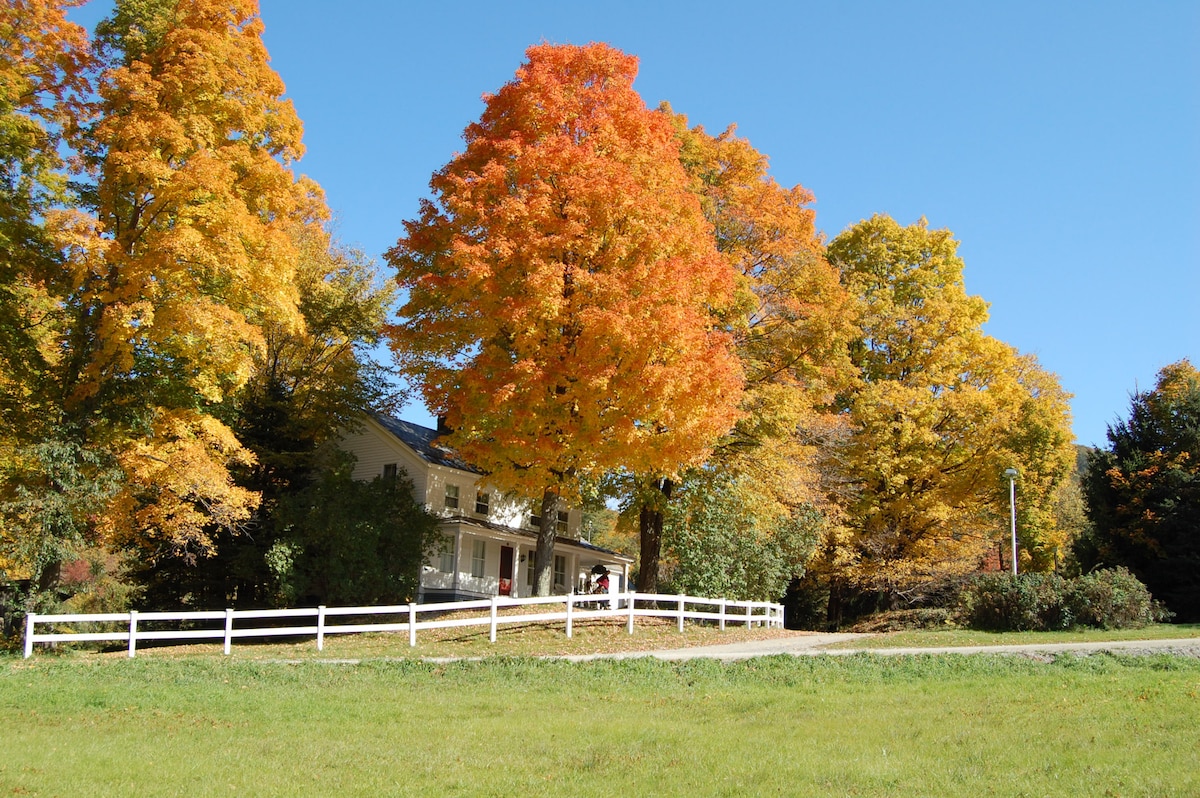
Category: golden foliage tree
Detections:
[
  {"x1": 648, "y1": 109, "x2": 856, "y2": 591},
  {"x1": 138, "y1": 223, "x2": 403, "y2": 609},
  {"x1": 388, "y1": 43, "x2": 743, "y2": 595},
  {"x1": 62, "y1": 0, "x2": 326, "y2": 563},
  {"x1": 0, "y1": 0, "x2": 90, "y2": 461},
  {"x1": 0, "y1": 0, "x2": 96, "y2": 582},
  {"x1": 1, "y1": 0, "x2": 329, "y2": 585},
  {"x1": 822, "y1": 215, "x2": 1074, "y2": 615}
]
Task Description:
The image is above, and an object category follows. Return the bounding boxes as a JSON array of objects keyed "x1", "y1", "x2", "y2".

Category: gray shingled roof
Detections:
[{"x1": 371, "y1": 412, "x2": 480, "y2": 473}]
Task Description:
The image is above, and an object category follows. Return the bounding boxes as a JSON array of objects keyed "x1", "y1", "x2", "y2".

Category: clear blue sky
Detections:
[{"x1": 71, "y1": 1, "x2": 1199, "y2": 447}]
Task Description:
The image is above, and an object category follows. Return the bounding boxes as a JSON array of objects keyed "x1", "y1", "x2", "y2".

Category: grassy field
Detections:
[{"x1": 3, "y1": 647, "x2": 1199, "y2": 796}]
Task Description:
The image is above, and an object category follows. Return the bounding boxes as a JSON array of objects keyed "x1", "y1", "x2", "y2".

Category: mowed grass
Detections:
[{"x1": 3, "y1": 651, "x2": 1198, "y2": 796}]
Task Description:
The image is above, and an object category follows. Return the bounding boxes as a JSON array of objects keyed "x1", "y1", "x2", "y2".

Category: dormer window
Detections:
[
  {"x1": 444, "y1": 484, "x2": 460, "y2": 510},
  {"x1": 556, "y1": 510, "x2": 569, "y2": 534},
  {"x1": 475, "y1": 491, "x2": 490, "y2": 515}
]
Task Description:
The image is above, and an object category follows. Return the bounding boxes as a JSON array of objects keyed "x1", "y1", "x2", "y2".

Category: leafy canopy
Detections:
[
  {"x1": 1, "y1": 0, "x2": 333, "y2": 585},
  {"x1": 821, "y1": 215, "x2": 1075, "y2": 602},
  {"x1": 388, "y1": 43, "x2": 743, "y2": 504}
]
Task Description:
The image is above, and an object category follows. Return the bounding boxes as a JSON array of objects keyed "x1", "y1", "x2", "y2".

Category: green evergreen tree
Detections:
[{"x1": 1079, "y1": 360, "x2": 1200, "y2": 620}]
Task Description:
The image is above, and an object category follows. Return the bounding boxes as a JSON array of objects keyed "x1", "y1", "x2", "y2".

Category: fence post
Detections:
[
  {"x1": 489, "y1": 596, "x2": 498, "y2": 643},
  {"x1": 746, "y1": 602, "x2": 752, "y2": 628},
  {"x1": 223, "y1": 608, "x2": 234, "y2": 655},
  {"x1": 316, "y1": 605, "x2": 326, "y2": 652},
  {"x1": 128, "y1": 610, "x2": 139, "y2": 658},
  {"x1": 627, "y1": 592, "x2": 635, "y2": 635},
  {"x1": 408, "y1": 602, "x2": 417, "y2": 647},
  {"x1": 23, "y1": 612, "x2": 35, "y2": 659},
  {"x1": 719, "y1": 598, "x2": 726, "y2": 632},
  {"x1": 566, "y1": 594, "x2": 574, "y2": 639},
  {"x1": 678, "y1": 596, "x2": 685, "y2": 632}
]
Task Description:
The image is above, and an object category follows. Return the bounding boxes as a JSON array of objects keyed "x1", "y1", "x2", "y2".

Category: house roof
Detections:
[
  {"x1": 370, "y1": 412, "x2": 479, "y2": 474},
  {"x1": 368, "y1": 412, "x2": 635, "y2": 565}
]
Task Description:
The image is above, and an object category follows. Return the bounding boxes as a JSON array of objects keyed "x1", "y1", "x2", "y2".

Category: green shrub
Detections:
[
  {"x1": 958, "y1": 569, "x2": 1168, "y2": 631},
  {"x1": 1068, "y1": 567, "x2": 1170, "y2": 629},
  {"x1": 958, "y1": 573, "x2": 1073, "y2": 632}
]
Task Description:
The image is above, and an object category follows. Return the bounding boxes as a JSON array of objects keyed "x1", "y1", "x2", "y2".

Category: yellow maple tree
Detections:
[
  {"x1": 820, "y1": 215, "x2": 1075, "y2": 616},
  {"x1": 2, "y1": 0, "x2": 328, "y2": 584}
]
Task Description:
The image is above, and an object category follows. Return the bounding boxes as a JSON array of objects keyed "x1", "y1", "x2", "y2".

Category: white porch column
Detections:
[
  {"x1": 512, "y1": 544, "x2": 522, "y2": 598},
  {"x1": 453, "y1": 529, "x2": 463, "y2": 596}
]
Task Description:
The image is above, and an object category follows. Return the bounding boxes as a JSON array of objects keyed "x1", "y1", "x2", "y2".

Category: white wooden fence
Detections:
[{"x1": 23, "y1": 592, "x2": 784, "y2": 658}]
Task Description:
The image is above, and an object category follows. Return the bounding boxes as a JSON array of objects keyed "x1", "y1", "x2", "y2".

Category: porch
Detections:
[{"x1": 418, "y1": 518, "x2": 632, "y2": 603}]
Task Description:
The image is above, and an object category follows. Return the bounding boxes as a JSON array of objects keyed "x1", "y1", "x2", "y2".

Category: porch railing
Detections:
[{"x1": 22, "y1": 592, "x2": 784, "y2": 658}]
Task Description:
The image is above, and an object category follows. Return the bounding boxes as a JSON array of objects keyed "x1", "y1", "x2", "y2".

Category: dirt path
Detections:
[{"x1": 558, "y1": 633, "x2": 1200, "y2": 662}]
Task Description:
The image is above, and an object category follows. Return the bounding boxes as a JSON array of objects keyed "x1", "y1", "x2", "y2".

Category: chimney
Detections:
[{"x1": 436, "y1": 414, "x2": 452, "y2": 436}]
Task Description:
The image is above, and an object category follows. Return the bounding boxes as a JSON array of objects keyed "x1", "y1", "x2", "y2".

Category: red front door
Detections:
[{"x1": 499, "y1": 546, "x2": 514, "y2": 596}]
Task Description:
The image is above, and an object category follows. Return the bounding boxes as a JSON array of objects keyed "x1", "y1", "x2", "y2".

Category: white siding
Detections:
[
  {"x1": 338, "y1": 414, "x2": 631, "y2": 602},
  {"x1": 426, "y1": 466, "x2": 471, "y2": 518},
  {"x1": 336, "y1": 418, "x2": 429, "y2": 505}
]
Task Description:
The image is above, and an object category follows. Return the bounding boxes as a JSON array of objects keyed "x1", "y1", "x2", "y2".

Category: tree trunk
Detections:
[
  {"x1": 636, "y1": 477, "x2": 673, "y2": 593},
  {"x1": 35, "y1": 559, "x2": 62, "y2": 596},
  {"x1": 533, "y1": 487, "x2": 559, "y2": 597},
  {"x1": 826, "y1": 575, "x2": 844, "y2": 630}
]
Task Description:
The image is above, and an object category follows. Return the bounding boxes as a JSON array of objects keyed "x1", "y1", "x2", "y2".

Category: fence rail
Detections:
[{"x1": 23, "y1": 592, "x2": 784, "y2": 658}]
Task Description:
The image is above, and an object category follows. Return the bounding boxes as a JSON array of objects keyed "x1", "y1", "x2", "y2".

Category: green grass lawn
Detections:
[{"x1": 3, "y1": 651, "x2": 1198, "y2": 796}]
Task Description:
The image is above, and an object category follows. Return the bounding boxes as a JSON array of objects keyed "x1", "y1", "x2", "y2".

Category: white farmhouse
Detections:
[{"x1": 337, "y1": 413, "x2": 633, "y2": 602}]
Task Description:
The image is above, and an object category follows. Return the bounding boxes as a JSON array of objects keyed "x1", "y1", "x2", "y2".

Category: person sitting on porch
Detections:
[{"x1": 591, "y1": 564, "x2": 610, "y2": 594}]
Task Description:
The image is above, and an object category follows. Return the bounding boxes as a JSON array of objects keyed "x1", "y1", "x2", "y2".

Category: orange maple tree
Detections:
[{"x1": 388, "y1": 43, "x2": 743, "y2": 595}]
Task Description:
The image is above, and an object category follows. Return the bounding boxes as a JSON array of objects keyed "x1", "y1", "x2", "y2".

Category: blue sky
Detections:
[{"x1": 71, "y1": 1, "x2": 1198, "y2": 447}]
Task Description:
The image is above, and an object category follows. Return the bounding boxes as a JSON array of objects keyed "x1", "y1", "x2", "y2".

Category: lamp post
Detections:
[{"x1": 1004, "y1": 468, "x2": 1019, "y2": 576}]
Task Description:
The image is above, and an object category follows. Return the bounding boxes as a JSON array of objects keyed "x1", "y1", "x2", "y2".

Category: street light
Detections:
[{"x1": 1004, "y1": 468, "x2": 1019, "y2": 576}]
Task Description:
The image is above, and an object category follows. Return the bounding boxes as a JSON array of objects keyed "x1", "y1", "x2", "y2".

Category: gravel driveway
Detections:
[{"x1": 558, "y1": 633, "x2": 1200, "y2": 662}]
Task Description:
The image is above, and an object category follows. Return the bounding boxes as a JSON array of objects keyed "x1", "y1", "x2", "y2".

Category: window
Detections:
[
  {"x1": 382, "y1": 463, "x2": 398, "y2": 481},
  {"x1": 444, "y1": 484, "x2": 460, "y2": 510},
  {"x1": 439, "y1": 540, "x2": 455, "y2": 574},
  {"x1": 526, "y1": 554, "x2": 536, "y2": 586},
  {"x1": 475, "y1": 491, "x2": 490, "y2": 515},
  {"x1": 471, "y1": 540, "x2": 487, "y2": 579},
  {"x1": 556, "y1": 510, "x2": 569, "y2": 534},
  {"x1": 553, "y1": 555, "x2": 566, "y2": 589},
  {"x1": 529, "y1": 511, "x2": 541, "y2": 529}
]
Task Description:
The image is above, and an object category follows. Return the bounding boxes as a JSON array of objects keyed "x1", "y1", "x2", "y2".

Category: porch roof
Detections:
[{"x1": 438, "y1": 515, "x2": 634, "y2": 564}]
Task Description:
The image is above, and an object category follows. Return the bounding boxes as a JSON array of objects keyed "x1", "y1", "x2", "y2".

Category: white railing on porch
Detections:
[{"x1": 23, "y1": 592, "x2": 784, "y2": 658}]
